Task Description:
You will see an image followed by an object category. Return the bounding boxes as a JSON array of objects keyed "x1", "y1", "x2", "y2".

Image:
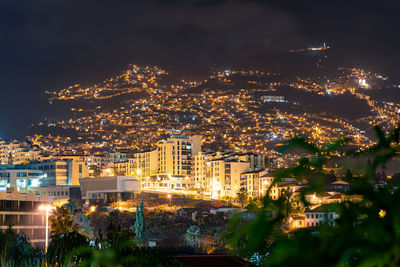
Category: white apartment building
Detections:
[
  {"x1": 105, "y1": 151, "x2": 127, "y2": 163},
  {"x1": 79, "y1": 176, "x2": 141, "y2": 203},
  {"x1": 192, "y1": 151, "x2": 215, "y2": 190},
  {"x1": 0, "y1": 139, "x2": 41, "y2": 164},
  {"x1": 240, "y1": 169, "x2": 268, "y2": 197},
  {"x1": 128, "y1": 149, "x2": 158, "y2": 179},
  {"x1": 259, "y1": 175, "x2": 300, "y2": 200},
  {"x1": 305, "y1": 204, "x2": 340, "y2": 227},
  {"x1": 157, "y1": 134, "x2": 201, "y2": 178},
  {"x1": 209, "y1": 159, "x2": 250, "y2": 199}
]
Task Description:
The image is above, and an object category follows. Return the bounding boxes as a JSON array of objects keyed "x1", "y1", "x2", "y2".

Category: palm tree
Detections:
[
  {"x1": 49, "y1": 206, "x2": 78, "y2": 236},
  {"x1": 237, "y1": 187, "x2": 248, "y2": 208}
]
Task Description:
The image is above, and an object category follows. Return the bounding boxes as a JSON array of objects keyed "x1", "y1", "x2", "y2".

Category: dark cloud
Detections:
[{"x1": 0, "y1": 0, "x2": 399, "y2": 137}]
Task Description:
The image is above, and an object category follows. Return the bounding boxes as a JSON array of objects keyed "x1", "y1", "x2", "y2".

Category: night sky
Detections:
[{"x1": 0, "y1": 0, "x2": 399, "y2": 138}]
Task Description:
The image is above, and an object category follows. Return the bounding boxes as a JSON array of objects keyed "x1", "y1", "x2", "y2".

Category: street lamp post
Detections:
[
  {"x1": 167, "y1": 194, "x2": 171, "y2": 206},
  {"x1": 39, "y1": 204, "x2": 54, "y2": 252}
]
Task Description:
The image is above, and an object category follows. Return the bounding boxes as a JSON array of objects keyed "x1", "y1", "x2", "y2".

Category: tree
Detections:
[
  {"x1": 47, "y1": 231, "x2": 88, "y2": 265},
  {"x1": 194, "y1": 211, "x2": 204, "y2": 225},
  {"x1": 66, "y1": 243, "x2": 181, "y2": 267},
  {"x1": 90, "y1": 165, "x2": 101, "y2": 177},
  {"x1": 236, "y1": 187, "x2": 248, "y2": 208},
  {"x1": 185, "y1": 225, "x2": 200, "y2": 247},
  {"x1": 245, "y1": 201, "x2": 258, "y2": 211},
  {"x1": 49, "y1": 206, "x2": 78, "y2": 236},
  {"x1": 105, "y1": 218, "x2": 136, "y2": 248},
  {"x1": 0, "y1": 226, "x2": 39, "y2": 266},
  {"x1": 75, "y1": 213, "x2": 94, "y2": 238},
  {"x1": 134, "y1": 200, "x2": 146, "y2": 243},
  {"x1": 64, "y1": 199, "x2": 78, "y2": 214}
]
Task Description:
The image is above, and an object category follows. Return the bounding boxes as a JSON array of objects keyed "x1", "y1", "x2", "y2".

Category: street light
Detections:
[
  {"x1": 167, "y1": 194, "x2": 171, "y2": 206},
  {"x1": 39, "y1": 204, "x2": 54, "y2": 252}
]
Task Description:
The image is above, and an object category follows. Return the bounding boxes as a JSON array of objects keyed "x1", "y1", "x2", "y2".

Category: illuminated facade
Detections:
[
  {"x1": 0, "y1": 168, "x2": 45, "y2": 192},
  {"x1": 128, "y1": 149, "x2": 158, "y2": 179},
  {"x1": 0, "y1": 139, "x2": 41, "y2": 164},
  {"x1": 305, "y1": 204, "x2": 339, "y2": 227},
  {"x1": 209, "y1": 159, "x2": 250, "y2": 198},
  {"x1": 157, "y1": 134, "x2": 201, "y2": 178},
  {"x1": 0, "y1": 192, "x2": 50, "y2": 247},
  {"x1": 240, "y1": 170, "x2": 268, "y2": 197}
]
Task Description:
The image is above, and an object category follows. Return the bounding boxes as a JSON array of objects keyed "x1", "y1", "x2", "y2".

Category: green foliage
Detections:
[
  {"x1": 184, "y1": 225, "x2": 200, "y2": 247},
  {"x1": 0, "y1": 226, "x2": 41, "y2": 266},
  {"x1": 47, "y1": 231, "x2": 88, "y2": 265},
  {"x1": 49, "y1": 206, "x2": 78, "y2": 236},
  {"x1": 75, "y1": 213, "x2": 94, "y2": 238},
  {"x1": 134, "y1": 200, "x2": 146, "y2": 243},
  {"x1": 244, "y1": 201, "x2": 258, "y2": 211},
  {"x1": 228, "y1": 125, "x2": 400, "y2": 266},
  {"x1": 105, "y1": 218, "x2": 136, "y2": 248},
  {"x1": 67, "y1": 244, "x2": 182, "y2": 267},
  {"x1": 64, "y1": 199, "x2": 78, "y2": 214}
]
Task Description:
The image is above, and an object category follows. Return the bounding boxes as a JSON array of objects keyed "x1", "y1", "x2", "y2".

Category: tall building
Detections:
[
  {"x1": 157, "y1": 134, "x2": 201, "y2": 178},
  {"x1": 139, "y1": 134, "x2": 201, "y2": 191},
  {"x1": 128, "y1": 149, "x2": 158, "y2": 179},
  {"x1": 209, "y1": 158, "x2": 250, "y2": 198},
  {"x1": 237, "y1": 153, "x2": 266, "y2": 171},
  {"x1": 192, "y1": 151, "x2": 214, "y2": 190},
  {"x1": 193, "y1": 151, "x2": 265, "y2": 197}
]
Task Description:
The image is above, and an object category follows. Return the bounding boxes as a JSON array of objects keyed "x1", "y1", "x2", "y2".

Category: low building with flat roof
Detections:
[{"x1": 79, "y1": 176, "x2": 141, "y2": 203}]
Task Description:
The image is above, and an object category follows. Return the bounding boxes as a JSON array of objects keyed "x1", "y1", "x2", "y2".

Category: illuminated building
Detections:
[
  {"x1": 259, "y1": 175, "x2": 299, "y2": 200},
  {"x1": 104, "y1": 151, "x2": 128, "y2": 163},
  {"x1": 157, "y1": 134, "x2": 201, "y2": 178},
  {"x1": 114, "y1": 161, "x2": 129, "y2": 175},
  {"x1": 0, "y1": 166, "x2": 77, "y2": 200},
  {"x1": 128, "y1": 148, "x2": 158, "y2": 179},
  {"x1": 236, "y1": 153, "x2": 266, "y2": 171},
  {"x1": 209, "y1": 158, "x2": 250, "y2": 198},
  {"x1": 305, "y1": 204, "x2": 339, "y2": 227},
  {"x1": 0, "y1": 192, "x2": 50, "y2": 247},
  {"x1": 28, "y1": 159, "x2": 88, "y2": 186},
  {"x1": 240, "y1": 170, "x2": 268, "y2": 197},
  {"x1": 0, "y1": 139, "x2": 42, "y2": 164},
  {"x1": 193, "y1": 151, "x2": 214, "y2": 189},
  {"x1": 0, "y1": 168, "x2": 45, "y2": 192},
  {"x1": 79, "y1": 176, "x2": 141, "y2": 203}
]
